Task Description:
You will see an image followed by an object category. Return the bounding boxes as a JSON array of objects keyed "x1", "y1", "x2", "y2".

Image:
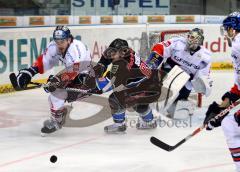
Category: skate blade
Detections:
[
  {"x1": 104, "y1": 130, "x2": 127, "y2": 134},
  {"x1": 136, "y1": 127, "x2": 157, "y2": 130},
  {"x1": 40, "y1": 132, "x2": 46, "y2": 137}
]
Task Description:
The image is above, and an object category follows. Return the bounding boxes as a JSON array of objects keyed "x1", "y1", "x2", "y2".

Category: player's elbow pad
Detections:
[{"x1": 191, "y1": 76, "x2": 213, "y2": 97}]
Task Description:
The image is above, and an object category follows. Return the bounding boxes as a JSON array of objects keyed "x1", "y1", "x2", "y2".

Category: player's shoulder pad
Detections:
[
  {"x1": 45, "y1": 41, "x2": 57, "y2": 56},
  {"x1": 170, "y1": 37, "x2": 187, "y2": 50},
  {"x1": 67, "y1": 39, "x2": 88, "y2": 57},
  {"x1": 73, "y1": 39, "x2": 88, "y2": 50}
]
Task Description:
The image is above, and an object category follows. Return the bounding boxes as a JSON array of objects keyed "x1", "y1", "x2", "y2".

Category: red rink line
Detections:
[
  {"x1": 0, "y1": 136, "x2": 101, "y2": 168},
  {"x1": 180, "y1": 162, "x2": 233, "y2": 172}
]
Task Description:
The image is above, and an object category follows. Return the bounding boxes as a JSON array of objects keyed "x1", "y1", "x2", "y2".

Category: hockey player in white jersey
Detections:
[
  {"x1": 12, "y1": 25, "x2": 91, "y2": 134},
  {"x1": 203, "y1": 12, "x2": 240, "y2": 172},
  {"x1": 146, "y1": 28, "x2": 212, "y2": 118}
]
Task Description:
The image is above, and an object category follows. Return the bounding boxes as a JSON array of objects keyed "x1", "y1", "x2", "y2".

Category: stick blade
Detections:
[{"x1": 150, "y1": 136, "x2": 174, "y2": 152}]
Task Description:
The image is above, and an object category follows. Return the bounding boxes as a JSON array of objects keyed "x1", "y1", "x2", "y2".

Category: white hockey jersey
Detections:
[
  {"x1": 33, "y1": 39, "x2": 91, "y2": 75},
  {"x1": 230, "y1": 33, "x2": 240, "y2": 90},
  {"x1": 151, "y1": 37, "x2": 212, "y2": 90}
]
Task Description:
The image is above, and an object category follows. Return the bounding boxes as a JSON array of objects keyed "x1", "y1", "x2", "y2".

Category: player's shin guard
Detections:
[
  {"x1": 136, "y1": 109, "x2": 157, "y2": 129},
  {"x1": 41, "y1": 107, "x2": 67, "y2": 135},
  {"x1": 104, "y1": 111, "x2": 127, "y2": 133}
]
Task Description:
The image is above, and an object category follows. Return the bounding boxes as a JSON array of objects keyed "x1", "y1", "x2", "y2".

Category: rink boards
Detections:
[{"x1": 0, "y1": 24, "x2": 233, "y2": 93}]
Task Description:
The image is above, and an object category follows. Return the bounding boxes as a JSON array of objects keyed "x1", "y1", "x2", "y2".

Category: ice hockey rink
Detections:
[{"x1": 0, "y1": 70, "x2": 238, "y2": 172}]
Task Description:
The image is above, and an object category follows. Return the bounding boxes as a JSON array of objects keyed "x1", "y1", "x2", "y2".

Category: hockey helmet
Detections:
[
  {"x1": 103, "y1": 38, "x2": 130, "y2": 58},
  {"x1": 187, "y1": 28, "x2": 204, "y2": 51},
  {"x1": 53, "y1": 25, "x2": 71, "y2": 41},
  {"x1": 221, "y1": 12, "x2": 240, "y2": 38},
  {"x1": 109, "y1": 38, "x2": 129, "y2": 49},
  {"x1": 222, "y1": 12, "x2": 240, "y2": 31}
]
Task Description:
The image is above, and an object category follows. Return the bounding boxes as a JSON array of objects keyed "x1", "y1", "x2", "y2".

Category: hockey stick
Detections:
[
  {"x1": 9, "y1": 72, "x2": 90, "y2": 93},
  {"x1": 150, "y1": 99, "x2": 240, "y2": 151},
  {"x1": 65, "y1": 77, "x2": 148, "y2": 94}
]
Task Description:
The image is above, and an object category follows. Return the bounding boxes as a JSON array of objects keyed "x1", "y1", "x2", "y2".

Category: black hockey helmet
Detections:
[
  {"x1": 109, "y1": 38, "x2": 129, "y2": 49},
  {"x1": 103, "y1": 38, "x2": 130, "y2": 58}
]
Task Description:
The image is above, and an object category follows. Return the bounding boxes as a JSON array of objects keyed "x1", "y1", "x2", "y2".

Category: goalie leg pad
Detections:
[
  {"x1": 165, "y1": 87, "x2": 191, "y2": 119},
  {"x1": 162, "y1": 66, "x2": 190, "y2": 110}
]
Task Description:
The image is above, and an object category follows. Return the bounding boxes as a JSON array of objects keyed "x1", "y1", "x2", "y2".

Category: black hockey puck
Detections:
[{"x1": 50, "y1": 155, "x2": 57, "y2": 163}]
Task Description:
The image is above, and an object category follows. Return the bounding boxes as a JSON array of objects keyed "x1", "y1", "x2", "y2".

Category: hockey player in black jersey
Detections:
[{"x1": 91, "y1": 38, "x2": 162, "y2": 133}]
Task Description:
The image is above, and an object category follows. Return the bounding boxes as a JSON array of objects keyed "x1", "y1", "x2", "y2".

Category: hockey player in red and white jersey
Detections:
[
  {"x1": 13, "y1": 25, "x2": 91, "y2": 134},
  {"x1": 146, "y1": 28, "x2": 212, "y2": 118},
  {"x1": 203, "y1": 12, "x2": 240, "y2": 172}
]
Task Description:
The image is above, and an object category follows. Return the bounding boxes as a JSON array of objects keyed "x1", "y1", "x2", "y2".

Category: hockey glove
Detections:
[
  {"x1": 16, "y1": 67, "x2": 38, "y2": 89},
  {"x1": 203, "y1": 101, "x2": 227, "y2": 130},
  {"x1": 48, "y1": 75, "x2": 65, "y2": 92},
  {"x1": 234, "y1": 110, "x2": 240, "y2": 126},
  {"x1": 44, "y1": 75, "x2": 65, "y2": 93}
]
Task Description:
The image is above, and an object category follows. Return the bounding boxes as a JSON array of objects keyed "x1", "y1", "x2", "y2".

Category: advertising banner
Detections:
[
  {"x1": 100, "y1": 16, "x2": 113, "y2": 24},
  {"x1": 0, "y1": 24, "x2": 232, "y2": 88},
  {"x1": 71, "y1": 0, "x2": 170, "y2": 15},
  {"x1": 176, "y1": 16, "x2": 195, "y2": 23},
  {"x1": 147, "y1": 16, "x2": 165, "y2": 23},
  {"x1": 55, "y1": 16, "x2": 69, "y2": 25},
  {"x1": 29, "y1": 16, "x2": 45, "y2": 26},
  {"x1": 0, "y1": 17, "x2": 17, "y2": 26},
  {"x1": 79, "y1": 16, "x2": 92, "y2": 24},
  {"x1": 123, "y1": 16, "x2": 138, "y2": 24}
]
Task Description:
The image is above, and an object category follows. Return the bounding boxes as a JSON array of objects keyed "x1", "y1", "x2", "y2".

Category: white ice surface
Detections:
[{"x1": 0, "y1": 70, "x2": 237, "y2": 172}]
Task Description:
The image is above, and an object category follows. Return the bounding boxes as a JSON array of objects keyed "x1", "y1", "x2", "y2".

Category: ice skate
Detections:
[
  {"x1": 104, "y1": 123, "x2": 127, "y2": 134},
  {"x1": 41, "y1": 107, "x2": 68, "y2": 136},
  {"x1": 136, "y1": 117, "x2": 157, "y2": 129}
]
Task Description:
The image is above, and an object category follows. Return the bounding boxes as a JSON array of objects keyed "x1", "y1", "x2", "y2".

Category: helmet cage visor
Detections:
[
  {"x1": 187, "y1": 32, "x2": 203, "y2": 50},
  {"x1": 103, "y1": 46, "x2": 130, "y2": 59}
]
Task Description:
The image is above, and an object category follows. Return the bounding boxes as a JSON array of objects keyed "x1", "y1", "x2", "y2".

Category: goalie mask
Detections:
[
  {"x1": 103, "y1": 38, "x2": 130, "y2": 59},
  {"x1": 186, "y1": 28, "x2": 204, "y2": 52}
]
